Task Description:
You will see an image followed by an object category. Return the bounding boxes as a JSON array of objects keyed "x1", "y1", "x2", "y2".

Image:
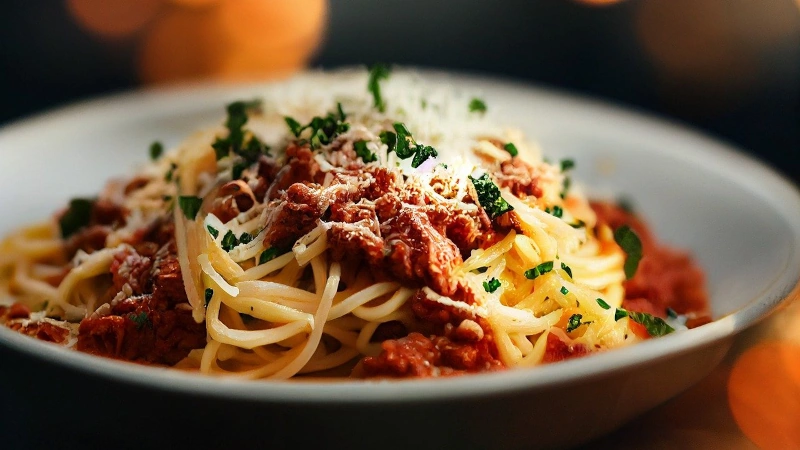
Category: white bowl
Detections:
[{"x1": 1, "y1": 72, "x2": 799, "y2": 450}]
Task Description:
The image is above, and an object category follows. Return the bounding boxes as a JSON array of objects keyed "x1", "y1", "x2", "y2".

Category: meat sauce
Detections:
[{"x1": 3, "y1": 137, "x2": 709, "y2": 377}]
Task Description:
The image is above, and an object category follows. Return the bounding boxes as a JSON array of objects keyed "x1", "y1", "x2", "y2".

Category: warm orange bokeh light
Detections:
[
  {"x1": 168, "y1": 0, "x2": 220, "y2": 8},
  {"x1": 138, "y1": 0, "x2": 325, "y2": 84},
  {"x1": 572, "y1": 0, "x2": 626, "y2": 5},
  {"x1": 67, "y1": 0, "x2": 161, "y2": 38},
  {"x1": 728, "y1": 341, "x2": 800, "y2": 450}
]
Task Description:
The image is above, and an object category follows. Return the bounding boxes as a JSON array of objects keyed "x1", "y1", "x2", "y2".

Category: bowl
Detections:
[{"x1": 1, "y1": 71, "x2": 799, "y2": 450}]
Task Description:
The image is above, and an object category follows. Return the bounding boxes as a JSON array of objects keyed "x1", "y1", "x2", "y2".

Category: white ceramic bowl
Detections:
[{"x1": 1, "y1": 72, "x2": 799, "y2": 450}]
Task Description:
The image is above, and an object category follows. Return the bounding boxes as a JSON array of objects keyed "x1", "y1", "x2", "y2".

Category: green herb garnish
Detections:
[
  {"x1": 367, "y1": 64, "x2": 391, "y2": 112},
  {"x1": 596, "y1": 298, "x2": 611, "y2": 310},
  {"x1": 561, "y1": 262, "x2": 573, "y2": 279},
  {"x1": 524, "y1": 261, "x2": 554, "y2": 280},
  {"x1": 213, "y1": 100, "x2": 268, "y2": 161},
  {"x1": 178, "y1": 196, "x2": 203, "y2": 220},
  {"x1": 614, "y1": 225, "x2": 643, "y2": 279},
  {"x1": 626, "y1": 311, "x2": 675, "y2": 337},
  {"x1": 204, "y1": 288, "x2": 213, "y2": 307},
  {"x1": 560, "y1": 286, "x2": 570, "y2": 295},
  {"x1": 469, "y1": 173, "x2": 514, "y2": 219},
  {"x1": 128, "y1": 312, "x2": 151, "y2": 330},
  {"x1": 560, "y1": 159, "x2": 575, "y2": 171},
  {"x1": 59, "y1": 198, "x2": 94, "y2": 238},
  {"x1": 546, "y1": 205, "x2": 563, "y2": 218},
  {"x1": 566, "y1": 314, "x2": 583, "y2": 333},
  {"x1": 149, "y1": 141, "x2": 163, "y2": 160},
  {"x1": 259, "y1": 247, "x2": 282, "y2": 265},
  {"x1": 284, "y1": 104, "x2": 349, "y2": 149},
  {"x1": 469, "y1": 98, "x2": 487, "y2": 113},
  {"x1": 239, "y1": 232, "x2": 253, "y2": 245},
  {"x1": 165, "y1": 163, "x2": 176, "y2": 182},
  {"x1": 483, "y1": 278, "x2": 501, "y2": 293},
  {"x1": 503, "y1": 142, "x2": 518, "y2": 157},
  {"x1": 221, "y1": 230, "x2": 238, "y2": 251},
  {"x1": 560, "y1": 176, "x2": 571, "y2": 199},
  {"x1": 207, "y1": 225, "x2": 219, "y2": 239},
  {"x1": 353, "y1": 140, "x2": 377, "y2": 163},
  {"x1": 381, "y1": 123, "x2": 438, "y2": 168}
]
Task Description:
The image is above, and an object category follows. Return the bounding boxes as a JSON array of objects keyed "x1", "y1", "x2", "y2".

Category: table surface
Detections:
[{"x1": 585, "y1": 284, "x2": 800, "y2": 450}]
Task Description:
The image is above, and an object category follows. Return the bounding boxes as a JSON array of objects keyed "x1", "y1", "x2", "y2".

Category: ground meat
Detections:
[
  {"x1": 381, "y1": 208, "x2": 462, "y2": 295},
  {"x1": 591, "y1": 201, "x2": 711, "y2": 326},
  {"x1": 263, "y1": 183, "x2": 328, "y2": 249},
  {"x1": 360, "y1": 288, "x2": 503, "y2": 378},
  {"x1": 62, "y1": 200, "x2": 128, "y2": 258},
  {"x1": 542, "y1": 333, "x2": 589, "y2": 363},
  {"x1": 77, "y1": 229, "x2": 206, "y2": 365},
  {"x1": 0, "y1": 303, "x2": 70, "y2": 344},
  {"x1": 494, "y1": 158, "x2": 545, "y2": 199}
]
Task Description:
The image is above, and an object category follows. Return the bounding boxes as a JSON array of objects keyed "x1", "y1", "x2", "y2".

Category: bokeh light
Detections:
[
  {"x1": 67, "y1": 0, "x2": 161, "y2": 39},
  {"x1": 68, "y1": 0, "x2": 326, "y2": 84},
  {"x1": 728, "y1": 341, "x2": 800, "y2": 450}
]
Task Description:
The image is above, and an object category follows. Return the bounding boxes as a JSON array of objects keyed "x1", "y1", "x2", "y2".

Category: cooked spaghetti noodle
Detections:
[{"x1": 0, "y1": 69, "x2": 710, "y2": 379}]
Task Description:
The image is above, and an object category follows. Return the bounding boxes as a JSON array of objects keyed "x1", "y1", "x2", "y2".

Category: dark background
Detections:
[{"x1": 1, "y1": 0, "x2": 798, "y2": 185}]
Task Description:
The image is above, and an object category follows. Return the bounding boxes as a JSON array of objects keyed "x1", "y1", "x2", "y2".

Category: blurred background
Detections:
[
  {"x1": 0, "y1": 1, "x2": 798, "y2": 448},
  {"x1": 0, "y1": 0, "x2": 798, "y2": 184}
]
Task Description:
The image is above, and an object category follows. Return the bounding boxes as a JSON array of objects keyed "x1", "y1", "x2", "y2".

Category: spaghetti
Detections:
[{"x1": 0, "y1": 69, "x2": 710, "y2": 379}]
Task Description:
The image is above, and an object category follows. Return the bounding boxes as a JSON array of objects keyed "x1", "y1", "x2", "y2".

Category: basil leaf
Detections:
[
  {"x1": 596, "y1": 298, "x2": 611, "y2": 310},
  {"x1": 221, "y1": 230, "x2": 238, "y2": 251},
  {"x1": 614, "y1": 225, "x2": 643, "y2": 279},
  {"x1": 259, "y1": 247, "x2": 281, "y2": 265}
]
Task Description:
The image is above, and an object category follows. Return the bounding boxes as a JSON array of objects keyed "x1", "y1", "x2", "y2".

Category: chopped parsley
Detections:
[
  {"x1": 570, "y1": 220, "x2": 586, "y2": 229},
  {"x1": 469, "y1": 173, "x2": 514, "y2": 219},
  {"x1": 367, "y1": 63, "x2": 391, "y2": 112},
  {"x1": 259, "y1": 247, "x2": 283, "y2": 265},
  {"x1": 239, "y1": 232, "x2": 253, "y2": 245},
  {"x1": 381, "y1": 123, "x2": 438, "y2": 168},
  {"x1": 283, "y1": 104, "x2": 349, "y2": 149},
  {"x1": 204, "y1": 288, "x2": 213, "y2": 307},
  {"x1": 566, "y1": 314, "x2": 583, "y2": 333},
  {"x1": 212, "y1": 100, "x2": 269, "y2": 162},
  {"x1": 59, "y1": 198, "x2": 94, "y2": 238},
  {"x1": 545, "y1": 205, "x2": 563, "y2": 218},
  {"x1": 469, "y1": 98, "x2": 487, "y2": 113},
  {"x1": 615, "y1": 309, "x2": 675, "y2": 337},
  {"x1": 475, "y1": 266, "x2": 489, "y2": 274},
  {"x1": 165, "y1": 163, "x2": 176, "y2": 182},
  {"x1": 207, "y1": 225, "x2": 219, "y2": 239},
  {"x1": 560, "y1": 159, "x2": 575, "y2": 172},
  {"x1": 560, "y1": 176, "x2": 571, "y2": 199},
  {"x1": 178, "y1": 196, "x2": 203, "y2": 220},
  {"x1": 614, "y1": 225, "x2": 643, "y2": 279},
  {"x1": 666, "y1": 307, "x2": 678, "y2": 319},
  {"x1": 524, "y1": 261, "x2": 554, "y2": 280},
  {"x1": 232, "y1": 160, "x2": 250, "y2": 180},
  {"x1": 560, "y1": 286, "x2": 570, "y2": 295},
  {"x1": 149, "y1": 141, "x2": 163, "y2": 160},
  {"x1": 220, "y1": 230, "x2": 238, "y2": 251},
  {"x1": 483, "y1": 278, "x2": 501, "y2": 293},
  {"x1": 128, "y1": 312, "x2": 151, "y2": 330},
  {"x1": 561, "y1": 262, "x2": 573, "y2": 279},
  {"x1": 503, "y1": 142, "x2": 519, "y2": 157},
  {"x1": 596, "y1": 298, "x2": 611, "y2": 310},
  {"x1": 353, "y1": 140, "x2": 377, "y2": 163}
]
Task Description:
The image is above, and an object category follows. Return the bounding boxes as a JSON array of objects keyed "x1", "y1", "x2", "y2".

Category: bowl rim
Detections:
[{"x1": 1, "y1": 70, "x2": 799, "y2": 404}]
